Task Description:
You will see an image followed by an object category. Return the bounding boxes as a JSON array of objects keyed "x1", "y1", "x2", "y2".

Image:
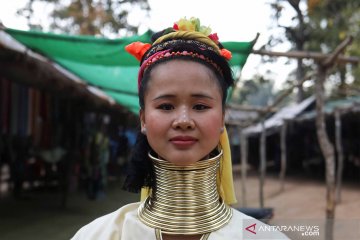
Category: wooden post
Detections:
[
  {"x1": 259, "y1": 119, "x2": 266, "y2": 208},
  {"x1": 315, "y1": 64, "x2": 336, "y2": 240},
  {"x1": 240, "y1": 129, "x2": 248, "y2": 207},
  {"x1": 279, "y1": 120, "x2": 287, "y2": 192},
  {"x1": 315, "y1": 36, "x2": 353, "y2": 240},
  {"x1": 252, "y1": 49, "x2": 359, "y2": 64},
  {"x1": 335, "y1": 110, "x2": 344, "y2": 203}
]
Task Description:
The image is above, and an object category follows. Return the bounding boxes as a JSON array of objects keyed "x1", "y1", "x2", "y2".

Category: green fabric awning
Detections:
[{"x1": 6, "y1": 28, "x2": 254, "y2": 114}]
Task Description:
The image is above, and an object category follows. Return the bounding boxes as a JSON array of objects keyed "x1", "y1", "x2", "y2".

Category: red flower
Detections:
[
  {"x1": 173, "y1": 23, "x2": 179, "y2": 30},
  {"x1": 208, "y1": 33, "x2": 219, "y2": 44}
]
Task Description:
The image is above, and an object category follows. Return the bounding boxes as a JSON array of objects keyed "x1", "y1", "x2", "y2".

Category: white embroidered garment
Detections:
[{"x1": 71, "y1": 202, "x2": 289, "y2": 240}]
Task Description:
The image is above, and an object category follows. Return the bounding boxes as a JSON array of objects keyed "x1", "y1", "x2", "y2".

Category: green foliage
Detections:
[
  {"x1": 17, "y1": 0, "x2": 150, "y2": 37},
  {"x1": 307, "y1": 0, "x2": 360, "y2": 51},
  {"x1": 308, "y1": 0, "x2": 360, "y2": 94},
  {"x1": 268, "y1": 0, "x2": 360, "y2": 99}
]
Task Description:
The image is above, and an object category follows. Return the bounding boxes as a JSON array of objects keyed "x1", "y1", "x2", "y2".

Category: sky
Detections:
[{"x1": 0, "y1": 0, "x2": 296, "y2": 88}]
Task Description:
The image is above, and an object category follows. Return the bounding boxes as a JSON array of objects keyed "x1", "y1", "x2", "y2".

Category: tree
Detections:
[
  {"x1": 17, "y1": 0, "x2": 150, "y2": 37},
  {"x1": 268, "y1": 0, "x2": 360, "y2": 99},
  {"x1": 268, "y1": 0, "x2": 311, "y2": 103},
  {"x1": 307, "y1": 0, "x2": 360, "y2": 96}
]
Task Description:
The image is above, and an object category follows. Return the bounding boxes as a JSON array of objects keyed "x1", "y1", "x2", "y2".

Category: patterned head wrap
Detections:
[
  {"x1": 125, "y1": 17, "x2": 237, "y2": 205},
  {"x1": 125, "y1": 17, "x2": 232, "y2": 91}
]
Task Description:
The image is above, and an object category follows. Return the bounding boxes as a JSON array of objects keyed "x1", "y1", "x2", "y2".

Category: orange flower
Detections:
[
  {"x1": 125, "y1": 42, "x2": 151, "y2": 61},
  {"x1": 220, "y1": 48, "x2": 232, "y2": 60}
]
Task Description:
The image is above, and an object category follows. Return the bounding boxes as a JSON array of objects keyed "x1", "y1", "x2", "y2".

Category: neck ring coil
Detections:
[{"x1": 138, "y1": 150, "x2": 232, "y2": 235}]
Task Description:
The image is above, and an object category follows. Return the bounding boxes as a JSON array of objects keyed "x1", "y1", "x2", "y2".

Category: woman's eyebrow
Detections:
[
  {"x1": 152, "y1": 93, "x2": 215, "y2": 101},
  {"x1": 152, "y1": 94, "x2": 176, "y2": 101}
]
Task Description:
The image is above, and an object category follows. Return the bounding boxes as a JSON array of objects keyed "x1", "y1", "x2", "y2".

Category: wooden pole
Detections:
[
  {"x1": 259, "y1": 119, "x2": 266, "y2": 208},
  {"x1": 279, "y1": 120, "x2": 288, "y2": 192},
  {"x1": 335, "y1": 110, "x2": 344, "y2": 203},
  {"x1": 228, "y1": 71, "x2": 314, "y2": 114},
  {"x1": 315, "y1": 63, "x2": 336, "y2": 240},
  {"x1": 240, "y1": 129, "x2": 248, "y2": 207},
  {"x1": 252, "y1": 49, "x2": 359, "y2": 65},
  {"x1": 315, "y1": 36, "x2": 353, "y2": 240},
  {"x1": 227, "y1": 103, "x2": 277, "y2": 113}
]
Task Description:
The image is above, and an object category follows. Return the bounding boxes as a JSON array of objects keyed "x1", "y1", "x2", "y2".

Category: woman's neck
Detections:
[{"x1": 138, "y1": 150, "x2": 232, "y2": 235}]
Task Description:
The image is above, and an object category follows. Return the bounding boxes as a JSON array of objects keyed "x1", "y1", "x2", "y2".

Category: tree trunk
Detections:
[
  {"x1": 279, "y1": 120, "x2": 287, "y2": 192},
  {"x1": 288, "y1": 0, "x2": 306, "y2": 103},
  {"x1": 296, "y1": 58, "x2": 305, "y2": 102},
  {"x1": 315, "y1": 65, "x2": 336, "y2": 240},
  {"x1": 259, "y1": 119, "x2": 266, "y2": 208},
  {"x1": 240, "y1": 129, "x2": 248, "y2": 207},
  {"x1": 335, "y1": 110, "x2": 344, "y2": 203}
]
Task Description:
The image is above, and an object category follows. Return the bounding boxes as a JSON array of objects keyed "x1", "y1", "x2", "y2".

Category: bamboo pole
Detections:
[
  {"x1": 259, "y1": 119, "x2": 266, "y2": 208},
  {"x1": 240, "y1": 129, "x2": 248, "y2": 207},
  {"x1": 335, "y1": 110, "x2": 344, "y2": 203},
  {"x1": 279, "y1": 120, "x2": 288, "y2": 192}
]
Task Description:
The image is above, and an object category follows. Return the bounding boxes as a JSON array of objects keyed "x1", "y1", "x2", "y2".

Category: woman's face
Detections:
[{"x1": 140, "y1": 60, "x2": 224, "y2": 166}]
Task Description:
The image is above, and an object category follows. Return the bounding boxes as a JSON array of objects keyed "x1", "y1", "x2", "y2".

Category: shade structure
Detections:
[{"x1": 6, "y1": 28, "x2": 254, "y2": 114}]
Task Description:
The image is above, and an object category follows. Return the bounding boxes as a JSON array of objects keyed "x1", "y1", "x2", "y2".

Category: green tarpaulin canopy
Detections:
[{"x1": 6, "y1": 28, "x2": 254, "y2": 114}]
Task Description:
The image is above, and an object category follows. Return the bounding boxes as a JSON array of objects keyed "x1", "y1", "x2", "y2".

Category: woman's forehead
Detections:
[
  {"x1": 143, "y1": 65, "x2": 222, "y2": 104},
  {"x1": 148, "y1": 60, "x2": 220, "y2": 88},
  {"x1": 153, "y1": 59, "x2": 218, "y2": 79}
]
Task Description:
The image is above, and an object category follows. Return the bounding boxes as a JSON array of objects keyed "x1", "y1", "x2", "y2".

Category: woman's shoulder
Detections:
[
  {"x1": 210, "y1": 207, "x2": 289, "y2": 239},
  {"x1": 70, "y1": 202, "x2": 140, "y2": 240}
]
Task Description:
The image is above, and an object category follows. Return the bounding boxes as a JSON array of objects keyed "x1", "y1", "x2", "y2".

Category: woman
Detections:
[{"x1": 72, "y1": 17, "x2": 288, "y2": 240}]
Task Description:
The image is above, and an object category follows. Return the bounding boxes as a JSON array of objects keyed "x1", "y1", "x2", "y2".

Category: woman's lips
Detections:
[{"x1": 170, "y1": 136, "x2": 197, "y2": 147}]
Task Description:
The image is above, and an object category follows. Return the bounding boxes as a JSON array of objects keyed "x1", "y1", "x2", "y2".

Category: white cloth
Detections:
[{"x1": 71, "y1": 202, "x2": 289, "y2": 240}]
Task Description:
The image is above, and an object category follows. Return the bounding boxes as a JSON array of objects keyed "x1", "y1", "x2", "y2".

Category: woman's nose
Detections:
[{"x1": 172, "y1": 109, "x2": 195, "y2": 130}]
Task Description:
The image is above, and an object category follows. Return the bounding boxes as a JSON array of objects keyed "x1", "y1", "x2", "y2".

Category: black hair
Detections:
[{"x1": 123, "y1": 31, "x2": 235, "y2": 193}]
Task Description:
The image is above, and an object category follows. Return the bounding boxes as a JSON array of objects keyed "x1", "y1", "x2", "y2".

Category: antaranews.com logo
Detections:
[
  {"x1": 244, "y1": 219, "x2": 360, "y2": 239},
  {"x1": 246, "y1": 223, "x2": 320, "y2": 236},
  {"x1": 243, "y1": 219, "x2": 321, "y2": 239}
]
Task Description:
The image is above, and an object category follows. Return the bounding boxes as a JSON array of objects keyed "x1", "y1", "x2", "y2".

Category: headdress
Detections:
[
  {"x1": 125, "y1": 17, "x2": 233, "y2": 91},
  {"x1": 125, "y1": 17, "x2": 237, "y2": 205}
]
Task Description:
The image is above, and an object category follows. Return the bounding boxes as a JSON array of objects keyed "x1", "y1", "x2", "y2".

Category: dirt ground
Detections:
[
  {"x1": 232, "y1": 170, "x2": 360, "y2": 240},
  {"x1": 0, "y1": 171, "x2": 359, "y2": 240}
]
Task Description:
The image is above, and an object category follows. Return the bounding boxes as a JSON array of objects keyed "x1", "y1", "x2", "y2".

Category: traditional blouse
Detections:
[{"x1": 71, "y1": 202, "x2": 289, "y2": 240}]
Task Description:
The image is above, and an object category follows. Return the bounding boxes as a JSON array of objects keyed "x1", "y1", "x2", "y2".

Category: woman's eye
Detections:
[
  {"x1": 193, "y1": 104, "x2": 210, "y2": 111},
  {"x1": 157, "y1": 104, "x2": 174, "y2": 110}
]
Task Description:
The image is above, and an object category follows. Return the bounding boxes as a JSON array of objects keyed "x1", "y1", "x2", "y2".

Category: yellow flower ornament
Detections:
[{"x1": 173, "y1": 17, "x2": 217, "y2": 44}]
